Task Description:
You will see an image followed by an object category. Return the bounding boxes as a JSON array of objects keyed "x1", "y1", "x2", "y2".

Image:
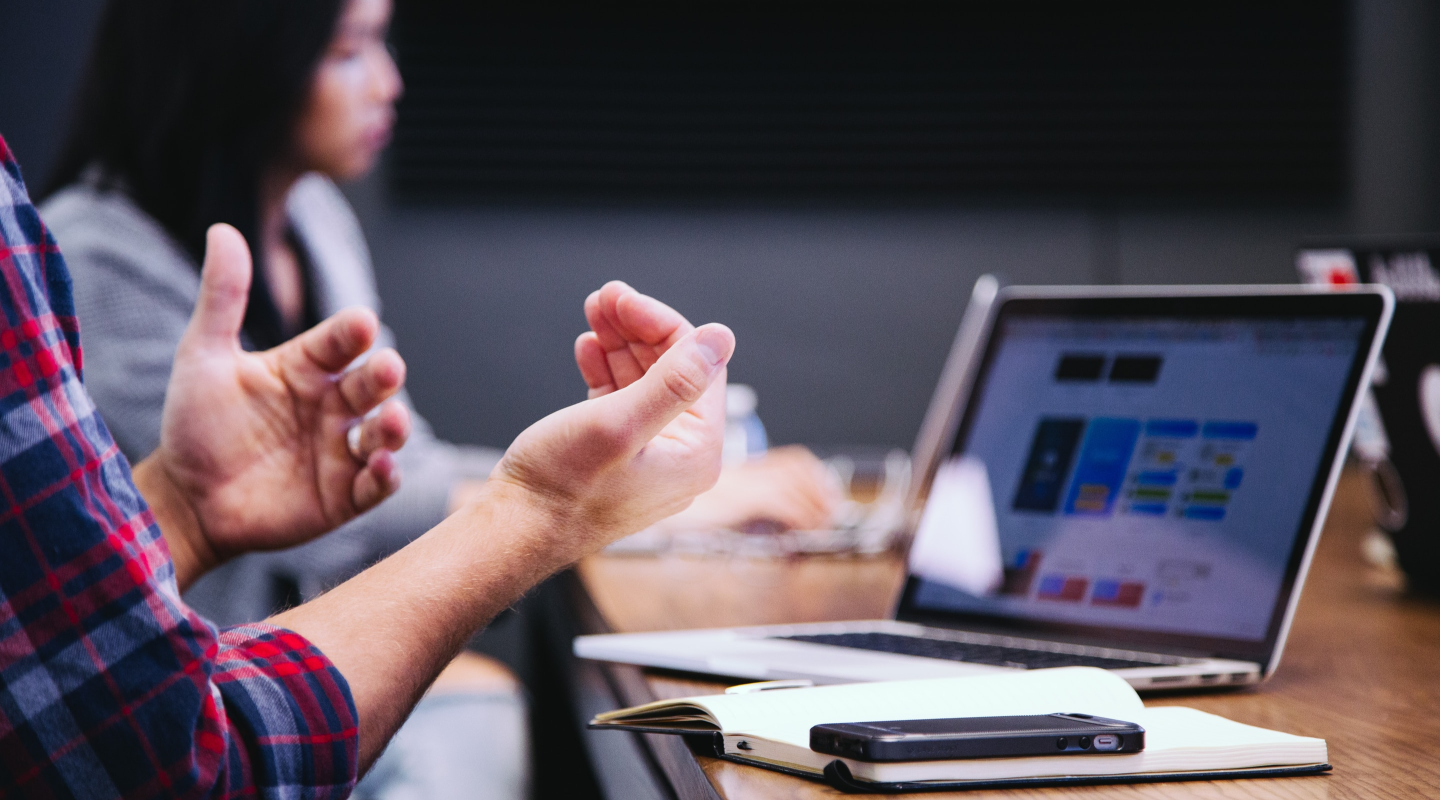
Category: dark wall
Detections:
[
  {"x1": 0, "y1": 0, "x2": 105, "y2": 187},
  {"x1": 1352, "y1": 0, "x2": 1440, "y2": 232},
  {"x1": 2, "y1": 0, "x2": 1438, "y2": 451},
  {"x1": 388, "y1": 2, "x2": 1347, "y2": 203},
  {"x1": 344, "y1": 176, "x2": 1342, "y2": 449}
]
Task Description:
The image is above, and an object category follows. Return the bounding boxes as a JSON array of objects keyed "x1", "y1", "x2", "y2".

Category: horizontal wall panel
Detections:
[{"x1": 390, "y1": 1, "x2": 1346, "y2": 203}]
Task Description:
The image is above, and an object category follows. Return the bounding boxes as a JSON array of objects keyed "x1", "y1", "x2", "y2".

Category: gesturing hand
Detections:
[
  {"x1": 487, "y1": 281, "x2": 734, "y2": 559},
  {"x1": 133, "y1": 224, "x2": 411, "y2": 588}
]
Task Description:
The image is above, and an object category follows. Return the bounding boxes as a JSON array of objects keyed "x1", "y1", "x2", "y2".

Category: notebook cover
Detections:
[{"x1": 815, "y1": 758, "x2": 1332, "y2": 794}]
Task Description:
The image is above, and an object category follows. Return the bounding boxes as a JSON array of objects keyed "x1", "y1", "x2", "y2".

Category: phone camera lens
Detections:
[
  {"x1": 1056, "y1": 737, "x2": 1067, "y2": 750},
  {"x1": 1079, "y1": 736, "x2": 1092, "y2": 750}
]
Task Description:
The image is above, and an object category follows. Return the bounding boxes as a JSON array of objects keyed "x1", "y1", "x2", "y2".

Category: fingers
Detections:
[
  {"x1": 575, "y1": 332, "x2": 616, "y2": 398},
  {"x1": 592, "y1": 323, "x2": 735, "y2": 449},
  {"x1": 338, "y1": 347, "x2": 406, "y2": 415},
  {"x1": 761, "y1": 489, "x2": 831, "y2": 530},
  {"x1": 708, "y1": 447, "x2": 840, "y2": 530},
  {"x1": 348, "y1": 403, "x2": 410, "y2": 513},
  {"x1": 584, "y1": 286, "x2": 629, "y2": 352},
  {"x1": 352, "y1": 400, "x2": 411, "y2": 459},
  {"x1": 758, "y1": 467, "x2": 837, "y2": 530},
  {"x1": 768, "y1": 446, "x2": 843, "y2": 510},
  {"x1": 285, "y1": 306, "x2": 381, "y2": 374},
  {"x1": 615, "y1": 291, "x2": 692, "y2": 376},
  {"x1": 783, "y1": 478, "x2": 840, "y2": 529},
  {"x1": 583, "y1": 281, "x2": 696, "y2": 391},
  {"x1": 352, "y1": 448, "x2": 402, "y2": 512},
  {"x1": 183, "y1": 224, "x2": 253, "y2": 351},
  {"x1": 604, "y1": 338, "x2": 647, "y2": 390},
  {"x1": 614, "y1": 290, "x2": 691, "y2": 349},
  {"x1": 779, "y1": 449, "x2": 844, "y2": 527},
  {"x1": 584, "y1": 285, "x2": 645, "y2": 388}
]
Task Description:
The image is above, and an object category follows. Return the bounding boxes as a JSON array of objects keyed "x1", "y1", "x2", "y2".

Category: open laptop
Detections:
[{"x1": 575, "y1": 283, "x2": 1393, "y2": 691}]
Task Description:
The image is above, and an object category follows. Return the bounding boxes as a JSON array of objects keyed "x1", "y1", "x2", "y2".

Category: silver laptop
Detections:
[{"x1": 576, "y1": 282, "x2": 1393, "y2": 691}]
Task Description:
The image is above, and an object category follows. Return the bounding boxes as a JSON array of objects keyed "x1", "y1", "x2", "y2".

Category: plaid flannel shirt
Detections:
[{"x1": 0, "y1": 136, "x2": 358, "y2": 798}]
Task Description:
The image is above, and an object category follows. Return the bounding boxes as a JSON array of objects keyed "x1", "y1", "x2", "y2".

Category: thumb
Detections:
[
  {"x1": 183, "y1": 224, "x2": 252, "y2": 350},
  {"x1": 594, "y1": 323, "x2": 735, "y2": 448}
]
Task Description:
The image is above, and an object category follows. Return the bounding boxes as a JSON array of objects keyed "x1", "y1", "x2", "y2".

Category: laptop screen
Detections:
[{"x1": 899, "y1": 293, "x2": 1385, "y2": 663}]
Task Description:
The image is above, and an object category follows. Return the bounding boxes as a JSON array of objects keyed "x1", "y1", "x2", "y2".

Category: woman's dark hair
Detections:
[{"x1": 44, "y1": 0, "x2": 346, "y2": 349}]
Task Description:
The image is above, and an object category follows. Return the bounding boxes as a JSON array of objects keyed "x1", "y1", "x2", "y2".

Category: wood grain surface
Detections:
[{"x1": 578, "y1": 470, "x2": 1440, "y2": 799}]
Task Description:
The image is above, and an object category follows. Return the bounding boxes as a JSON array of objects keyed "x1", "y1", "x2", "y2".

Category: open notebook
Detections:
[{"x1": 591, "y1": 668, "x2": 1329, "y2": 791}]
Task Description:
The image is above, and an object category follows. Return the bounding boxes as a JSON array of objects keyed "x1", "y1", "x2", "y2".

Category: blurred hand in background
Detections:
[{"x1": 661, "y1": 445, "x2": 842, "y2": 533}]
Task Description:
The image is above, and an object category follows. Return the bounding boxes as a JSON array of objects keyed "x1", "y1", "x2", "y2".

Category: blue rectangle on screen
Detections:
[
  {"x1": 1224, "y1": 467, "x2": 1244, "y2": 489},
  {"x1": 1144, "y1": 419, "x2": 1198, "y2": 438},
  {"x1": 1183, "y1": 506, "x2": 1227, "y2": 521},
  {"x1": 1063, "y1": 418, "x2": 1141, "y2": 516},
  {"x1": 1202, "y1": 421, "x2": 1258, "y2": 440},
  {"x1": 1129, "y1": 503, "x2": 1168, "y2": 515},
  {"x1": 1012, "y1": 418, "x2": 1086, "y2": 513},
  {"x1": 1136, "y1": 470, "x2": 1178, "y2": 486}
]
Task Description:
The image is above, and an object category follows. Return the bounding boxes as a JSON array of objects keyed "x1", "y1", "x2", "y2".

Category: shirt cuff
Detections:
[{"x1": 212, "y1": 623, "x2": 359, "y2": 798}]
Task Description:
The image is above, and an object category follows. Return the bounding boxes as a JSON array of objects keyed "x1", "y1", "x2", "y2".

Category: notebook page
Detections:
[
  {"x1": 691, "y1": 667, "x2": 1143, "y2": 747},
  {"x1": 1124, "y1": 707, "x2": 1327, "y2": 770}
]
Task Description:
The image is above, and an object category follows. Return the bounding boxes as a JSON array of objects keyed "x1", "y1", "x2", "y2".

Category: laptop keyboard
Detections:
[{"x1": 775, "y1": 632, "x2": 1173, "y2": 670}]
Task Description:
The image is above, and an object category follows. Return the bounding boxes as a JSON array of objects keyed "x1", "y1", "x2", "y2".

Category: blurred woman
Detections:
[{"x1": 41, "y1": 0, "x2": 837, "y2": 796}]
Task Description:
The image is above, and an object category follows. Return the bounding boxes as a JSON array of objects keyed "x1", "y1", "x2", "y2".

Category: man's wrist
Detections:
[
  {"x1": 446, "y1": 477, "x2": 489, "y2": 515},
  {"x1": 463, "y1": 476, "x2": 589, "y2": 571},
  {"x1": 132, "y1": 454, "x2": 218, "y2": 591}
]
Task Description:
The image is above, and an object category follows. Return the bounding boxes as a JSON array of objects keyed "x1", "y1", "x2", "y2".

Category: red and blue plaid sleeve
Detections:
[{"x1": 0, "y1": 136, "x2": 358, "y2": 798}]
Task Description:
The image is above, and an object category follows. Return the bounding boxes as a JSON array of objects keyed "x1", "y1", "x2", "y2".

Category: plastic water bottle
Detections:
[{"x1": 723, "y1": 384, "x2": 768, "y2": 465}]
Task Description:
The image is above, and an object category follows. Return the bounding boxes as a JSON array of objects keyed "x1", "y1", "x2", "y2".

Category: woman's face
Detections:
[{"x1": 292, "y1": 0, "x2": 402, "y2": 181}]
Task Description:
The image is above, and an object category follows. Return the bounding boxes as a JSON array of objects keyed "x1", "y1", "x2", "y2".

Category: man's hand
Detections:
[
  {"x1": 576, "y1": 282, "x2": 837, "y2": 533},
  {"x1": 485, "y1": 281, "x2": 735, "y2": 557},
  {"x1": 275, "y1": 280, "x2": 731, "y2": 768},
  {"x1": 133, "y1": 224, "x2": 411, "y2": 589}
]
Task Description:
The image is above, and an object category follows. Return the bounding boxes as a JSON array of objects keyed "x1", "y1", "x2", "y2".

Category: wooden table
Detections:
[{"x1": 568, "y1": 470, "x2": 1440, "y2": 799}]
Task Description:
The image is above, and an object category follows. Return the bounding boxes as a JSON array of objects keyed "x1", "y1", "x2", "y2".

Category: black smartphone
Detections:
[{"x1": 810, "y1": 713, "x2": 1145, "y2": 762}]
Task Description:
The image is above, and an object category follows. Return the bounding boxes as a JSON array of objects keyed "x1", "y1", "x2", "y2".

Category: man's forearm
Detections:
[
  {"x1": 132, "y1": 456, "x2": 215, "y2": 591},
  {"x1": 270, "y1": 478, "x2": 573, "y2": 770}
]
